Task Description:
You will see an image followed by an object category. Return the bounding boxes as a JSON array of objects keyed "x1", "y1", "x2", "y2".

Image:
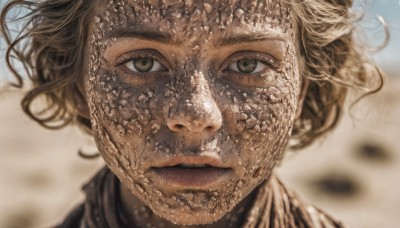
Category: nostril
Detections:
[
  {"x1": 170, "y1": 123, "x2": 217, "y2": 133},
  {"x1": 206, "y1": 126, "x2": 215, "y2": 132},
  {"x1": 174, "y1": 124, "x2": 184, "y2": 130}
]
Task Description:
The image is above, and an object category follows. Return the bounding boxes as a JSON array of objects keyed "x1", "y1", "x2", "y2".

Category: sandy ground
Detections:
[{"x1": 0, "y1": 77, "x2": 399, "y2": 228}]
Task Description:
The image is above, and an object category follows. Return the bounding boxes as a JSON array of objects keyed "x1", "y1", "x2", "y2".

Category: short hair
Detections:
[{"x1": 0, "y1": 0, "x2": 385, "y2": 148}]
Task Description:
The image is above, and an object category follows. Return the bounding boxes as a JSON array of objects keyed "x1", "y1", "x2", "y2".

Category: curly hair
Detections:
[{"x1": 0, "y1": 0, "x2": 385, "y2": 148}]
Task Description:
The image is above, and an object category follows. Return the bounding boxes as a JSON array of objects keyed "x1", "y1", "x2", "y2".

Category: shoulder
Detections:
[
  {"x1": 243, "y1": 175, "x2": 348, "y2": 228},
  {"x1": 55, "y1": 204, "x2": 85, "y2": 228},
  {"x1": 55, "y1": 167, "x2": 122, "y2": 228},
  {"x1": 305, "y1": 204, "x2": 348, "y2": 228}
]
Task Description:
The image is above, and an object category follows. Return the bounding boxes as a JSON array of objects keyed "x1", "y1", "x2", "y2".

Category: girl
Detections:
[{"x1": 1, "y1": 0, "x2": 384, "y2": 227}]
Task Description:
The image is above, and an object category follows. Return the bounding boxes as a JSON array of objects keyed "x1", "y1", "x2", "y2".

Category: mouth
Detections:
[{"x1": 150, "y1": 157, "x2": 233, "y2": 188}]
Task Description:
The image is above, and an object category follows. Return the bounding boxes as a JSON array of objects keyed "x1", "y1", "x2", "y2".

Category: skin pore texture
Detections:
[{"x1": 85, "y1": 0, "x2": 305, "y2": 226}]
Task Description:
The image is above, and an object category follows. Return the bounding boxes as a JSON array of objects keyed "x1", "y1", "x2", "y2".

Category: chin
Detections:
[
  {"x1": 151, "y1": 206, "x2": 226, "y2": 225},
  {"x1": 135, "y1": 187, "x2": 240, "y2": 226}
]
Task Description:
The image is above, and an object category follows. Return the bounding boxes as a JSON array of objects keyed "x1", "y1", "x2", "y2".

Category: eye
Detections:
[
  {"x1": 220, "y1": 52, "x2": 280, "y2": 87},
  {"x1": 124, "y1": 57, "x2": 167, "y2": 73},
  {"x1": 227, "y1": 59, "x2": 267, "y2": 74}
]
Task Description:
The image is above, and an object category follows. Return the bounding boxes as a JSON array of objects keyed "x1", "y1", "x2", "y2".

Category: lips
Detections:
[{"x1": 150, "y1": 156, "x2": 233, "y2": 188}]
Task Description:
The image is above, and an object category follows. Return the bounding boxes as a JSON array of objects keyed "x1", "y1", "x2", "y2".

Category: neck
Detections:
[{"x1": 118, "y1": 184, "x2": 258, "y2": 228}]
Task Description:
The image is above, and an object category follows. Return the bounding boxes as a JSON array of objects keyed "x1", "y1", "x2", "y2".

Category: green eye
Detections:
[
  {"x1": 125, "y1": 57, "x2": 167, "y2": 73},
  {"x1": 237, "y1": 59, "x2": 257, "y2": 73},
  {"x1": 134, "y1": 58, "x2": 154, "y2": 72},
  {"x1": 228, "y1": 59, "x2": 267, "y2": 74}
]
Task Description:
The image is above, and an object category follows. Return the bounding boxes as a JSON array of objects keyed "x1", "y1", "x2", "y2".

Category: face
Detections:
[{"x1": 85, "y1": 0, "x2": 302, "y2": 225}]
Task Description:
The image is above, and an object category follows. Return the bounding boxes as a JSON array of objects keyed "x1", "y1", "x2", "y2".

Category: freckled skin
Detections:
[{"x1": 86, "y1": 0, "x2": 301, "y2": 226}]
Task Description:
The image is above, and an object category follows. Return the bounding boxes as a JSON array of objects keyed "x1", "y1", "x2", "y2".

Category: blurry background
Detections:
[{"x1": 1, "y1": 0, "x2": 399, "y2": 227}]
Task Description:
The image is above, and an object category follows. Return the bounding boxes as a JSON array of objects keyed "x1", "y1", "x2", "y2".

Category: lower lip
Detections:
[{"x1": 151, "y1": 166, "x2": 232, "y2": 187}]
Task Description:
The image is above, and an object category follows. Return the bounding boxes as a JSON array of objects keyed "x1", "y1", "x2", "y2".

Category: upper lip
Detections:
[{"x1": 151, "y1": 155, "x2": 229, "y2": 169}]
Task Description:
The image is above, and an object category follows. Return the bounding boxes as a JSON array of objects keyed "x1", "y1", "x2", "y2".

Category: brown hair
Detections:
[{"x1": 0, "y1": 0, "x2": 385, "y2": 148}]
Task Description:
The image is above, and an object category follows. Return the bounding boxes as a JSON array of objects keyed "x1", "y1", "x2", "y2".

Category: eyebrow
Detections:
[
  {"x1": 105, "y1": 28, "x2": 286, "y2": 47},
  {"x1": 216, "y1": 34, "x2": 287, "y2": 47},
  {"x1": 105, "y1": 28, "x2": 175, "y2": 44}
]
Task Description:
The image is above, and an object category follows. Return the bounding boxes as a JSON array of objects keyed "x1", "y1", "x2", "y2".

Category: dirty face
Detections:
[{"x1": 86, "y1": 0, "x2": 301, "y2": 225}]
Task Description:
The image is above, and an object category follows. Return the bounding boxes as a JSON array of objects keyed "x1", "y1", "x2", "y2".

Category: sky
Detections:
[
  {"x1": 0, "y1": 0, "x2": 399, "y2": 82},
  {"x1": 367, "y1": 0, "x2": 400, "y2": 74}
]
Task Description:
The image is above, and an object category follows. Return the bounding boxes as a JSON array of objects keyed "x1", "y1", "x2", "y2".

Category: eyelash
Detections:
[
  {"x1": 115, "y1": 50, "x2": 170, "y2": 83},
  {"x1": 223, "y1": 52, "x2": 277, "y2": 72},
  {"x1": 113, "y1": 50, "x2": 279, "y2": 86},
  {"x1": 221, "y1": 52, "x2": 279, "y2": 86}
]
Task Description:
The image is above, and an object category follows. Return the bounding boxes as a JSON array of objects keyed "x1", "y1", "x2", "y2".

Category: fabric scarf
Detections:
[{"x1": 57, "y1": 167, "x2": 345, "y2": 228}]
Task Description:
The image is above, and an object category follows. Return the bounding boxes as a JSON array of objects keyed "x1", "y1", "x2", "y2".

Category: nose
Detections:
[
  {"x1": 167, "y1": 76, "x2": 222, "y2": 134},
  {"x1": 167, "y1": 98, "x2": 222, "y2": 133}
]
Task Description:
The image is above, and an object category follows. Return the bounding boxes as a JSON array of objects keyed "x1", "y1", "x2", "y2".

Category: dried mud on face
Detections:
[
  {"x1": 86, "y1": 0, "x2": 298, "y2": 224},
  {"x1": 0, "y1": 77, "x2": 400, "y2": 228}
]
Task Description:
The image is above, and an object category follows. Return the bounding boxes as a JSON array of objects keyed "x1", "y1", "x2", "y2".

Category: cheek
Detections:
[
  {"x1": 87, "y1": 70, "x2": 152, "y2": 172},
  {"x1": 89, "y1": 68, "x2": 170, "y2": 134},
  {"x1": 90, "y1": 73, "x2": 144, "y2": 133},
  {"x1": 220, "y1": 56, "x2": 300, "y2": 173}
]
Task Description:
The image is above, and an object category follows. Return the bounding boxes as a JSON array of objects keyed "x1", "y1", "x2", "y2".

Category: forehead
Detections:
[{"x1": 94, "y1": 0, "x2": 294, "y2": 42}]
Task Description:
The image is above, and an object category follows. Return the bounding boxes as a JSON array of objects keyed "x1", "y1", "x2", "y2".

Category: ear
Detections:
[
  {"x1": 295, "y1": 77, "x2": 309, "y2": 119},
  {"x1": 74, "y1": 79, "x2": 91, "y2": 120}
]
